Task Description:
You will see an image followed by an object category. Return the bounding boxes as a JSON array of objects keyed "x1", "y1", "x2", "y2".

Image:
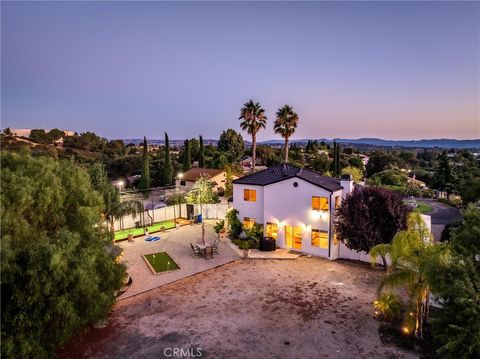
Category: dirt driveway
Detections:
[{"x1": 61, "y1": 258, "x2": 416, "y2": 359}]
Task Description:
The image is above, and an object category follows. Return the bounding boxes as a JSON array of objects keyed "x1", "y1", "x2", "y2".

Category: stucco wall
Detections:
[
  {"x1": 233, "y1": 183, "x2": 264, "y2": 224},
  {"x1": 263, "y1": 177, "x2": 343, "y2": 257}
]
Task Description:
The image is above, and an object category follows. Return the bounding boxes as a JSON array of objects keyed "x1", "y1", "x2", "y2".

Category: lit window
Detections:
[
  {"x1": 312, "y1": 196, "x2": 328, "y2": 211},
  {"x1": 335, "y1": 196, "x2": 341, "y2": 209},
  {"x1": 244, "y1": 189, "x2": 257, "y2": 202},
  {"x1": 312, "y1": 229, "x2": 328, "y2": 249},
  {"x1": 266, "y1": 222, "x2": 278, "y2": 239},
  {"x1": 243, "y1": 217, "x2": 256, "y2": 229}
]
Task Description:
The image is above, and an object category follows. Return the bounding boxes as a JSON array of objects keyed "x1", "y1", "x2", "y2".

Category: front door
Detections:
[{"x1": 285, "y1": 225, "x2": 302, "y2": 250}]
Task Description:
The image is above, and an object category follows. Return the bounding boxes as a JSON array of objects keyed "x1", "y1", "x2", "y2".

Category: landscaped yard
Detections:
[
  {"x1": 60, "y1": 258, "x2": 416, "y2": 359},
  {"x1": 114, "y1": 220, "x2": 176, "y2": 241},
  {"x1": 415, "y1": 201, "x2": 433, "y2": 214},
  {"x1": 143, "y1": 252, "x2": 180, "y2": 274}
]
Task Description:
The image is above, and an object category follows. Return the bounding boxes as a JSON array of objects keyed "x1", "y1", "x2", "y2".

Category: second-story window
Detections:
[
  {"x1": 335, "y1": 195, "x2": 341, "y2": 209},
  {"x1": 312, "y1": 196, "x2": 328, "y2": 211},
  {"x1": 244, "y1": 189, "x2": 257, "y2": 202}
]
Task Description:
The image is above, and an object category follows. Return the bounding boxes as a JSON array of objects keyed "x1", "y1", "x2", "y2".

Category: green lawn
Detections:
[
  {"x1": 114, "y1": 220, "x2": 176, "y2": 241},
  {"x1": 144, "y1": 252, "x2": 180, "y2": 273},
  {"x1": 415, "y1": 201, "x2": 433, "y2": 214}
]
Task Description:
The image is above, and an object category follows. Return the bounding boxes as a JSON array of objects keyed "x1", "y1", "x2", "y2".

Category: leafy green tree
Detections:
[
  {"x1": 1, "y1": 152, "x2": 125, "y2": 358},
  {"x1": 239, "y1": 99, "x2": 267, "y2": 172},
  {"x1": 186, "y1": 137, "x2": 199, "y2": 161},
  {"x1": 163, "y1": 133, "x2": 173, "y2": 185},
  {"x1": 370, "y1": 168, "x2": 408, "y2": 187},
  {"x1": 47, "y1": 128, "x2": 65, "y2": 145},
  {"x1": 429, "y1": 205, "x2": 480, "y2": 357},
  {"x1": 307, "y1": 152, "x2": 330, "y2": 174},
  {"x1": 335, "y1": 187, "x2": 409, "y2": 253},
  {"x1": 273, "y1": 105, "x2": 299, "y2": 163},
  {"x1": 138, "y1": 136, "x2": 151, "y2": 190},
  {"x1": 371, "y1": 212, "x2": 437, "y2": 339},
  {"x1": 29, "y1": 129, "x2": 49, "y2": 144},
  {"x1": 341, "y1": 166, "x2": 362, "y2": 183},
  {"x1": 434, "y1": 151, "x2": 455, "y2": 197},
  {"x1": 217, "y1": 129, "x2": 245, "y2": 163},
  {"x1": 366, "y1": 151, "x2": 401, "y2": 177},
  {"x1": 182, "y1": 139, "x2": 191, "y2": 171},
  {"x1": 198, "y1": 135, "x2": 205, "y2": 168},
  {"x1": 348, "y1": 156, "x2": 364, "y2": 171},
  {"x1": 186, "y1": 176, "x2": 219, "y2": 205}
]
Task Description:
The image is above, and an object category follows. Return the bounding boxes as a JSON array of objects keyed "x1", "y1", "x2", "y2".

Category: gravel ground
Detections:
[{"x1": 60, "y1": 258, "x2": 417, "y2": 359}]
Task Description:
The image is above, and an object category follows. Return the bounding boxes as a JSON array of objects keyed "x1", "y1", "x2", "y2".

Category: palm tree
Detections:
[
  {"x1": 239, "y1": 100, "x2": 267, "y2": 172},
  {"x1": 274, "y1": 105, "x2": 299, "y2": 163},
  {"x1": 370, "y1": 212, "x2": 439, "y2": 339},
  {"x1": 105, "y1": 199, "x2": 143, "y2": 243}
]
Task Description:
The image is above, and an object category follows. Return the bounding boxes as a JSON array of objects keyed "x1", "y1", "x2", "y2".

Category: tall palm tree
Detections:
[
  {"x1": 274, "y1": 105, "x2": 299, "y2": 163},
  {"x1": 370, "y1": 212, "x2": 439, "y2": 339},
  {"x1": 239, "y1": 100, "x2": 267, "y2": 172}
]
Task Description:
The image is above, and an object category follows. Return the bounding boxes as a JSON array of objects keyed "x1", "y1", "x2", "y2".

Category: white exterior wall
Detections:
[
  {"x1": 233, "y1": 184, "x2": 264, "y2": 225},
  {"x1": 232, "y1": 178, "x2": 346, "y2": 259},
  {"x1": 263, "y1": 178, "x2": 342, "y2": 258}
]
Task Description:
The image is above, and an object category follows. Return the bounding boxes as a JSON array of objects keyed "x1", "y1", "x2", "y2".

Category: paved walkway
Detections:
[
  {"x1": 226, "y1": 241, "x2": 301, "y2": 259},
  {"x1": 117, "y1": 222, "x2": 241, "y2": 300}
]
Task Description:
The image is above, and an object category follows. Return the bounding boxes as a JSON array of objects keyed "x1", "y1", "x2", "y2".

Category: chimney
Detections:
[{"x1": 340, "y1": 174, "x2": 354, "y2": 198}]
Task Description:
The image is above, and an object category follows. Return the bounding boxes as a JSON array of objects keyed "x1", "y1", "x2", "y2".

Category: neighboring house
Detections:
[
  {"x1": 232, "y1": 163, "x2": 354, "y2": 259},
  {"x1": 240, "y1": 156, "x2": 262, "y2": 168},
  {"x1": 176, "y1": 168, "x2": 235, "y2": 192}
]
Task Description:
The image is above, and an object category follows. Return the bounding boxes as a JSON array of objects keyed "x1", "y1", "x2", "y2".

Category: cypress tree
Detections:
[
  {"x1": 138, "y1": 136, "x2": 151, "y2": 189},
  {"x1": 163, "y1": 133, "x2": 173, "y2": 185},
  {"x1": 336, "y1": 142, "x2": 342, "y2": 177},
  {"x1": 333, "y1": 141, "x2": 338, "y2": 176},
  {"x1": 183, "y1": 139, "x2": 191, "y2": 171},
  {"x1": 198, "y1": 135, "x2": 205, "y2": 168}
]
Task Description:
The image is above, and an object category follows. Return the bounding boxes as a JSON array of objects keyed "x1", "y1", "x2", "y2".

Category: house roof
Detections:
[
  {"x1": 177, "y1": 168, "x2": 224, "y2": 182},
  {"x1": 233, "y1": 163, "x2": 344, "y2": 192}
]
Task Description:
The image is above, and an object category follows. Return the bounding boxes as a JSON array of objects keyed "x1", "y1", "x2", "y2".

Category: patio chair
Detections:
[
  {"x1": 211, "y1": 239, "x2": 219, "y2": 255},
  {"x1": 203, "y1": 246, "x2": 214, "y2": 259},
  {"x1": 190, "y1": 243, "x2": 201, "y2": 257}
]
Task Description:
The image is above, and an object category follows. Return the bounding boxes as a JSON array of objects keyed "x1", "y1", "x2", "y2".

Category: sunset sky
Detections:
[{"x1": 2, "y1": 1, "x2": 479, "y2": 140}]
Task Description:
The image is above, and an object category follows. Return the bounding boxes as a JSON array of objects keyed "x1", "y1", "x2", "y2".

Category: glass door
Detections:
[
  {"x1": 293, "y1": 226, "x2": 303, "y2": 250},
  {"x1": 285, "y1": 225, "x2": 293, "y2": 248}
]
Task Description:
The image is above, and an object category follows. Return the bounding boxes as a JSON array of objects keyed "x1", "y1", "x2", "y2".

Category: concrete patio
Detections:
[{"x1": 117, "y1": 222, "x2": 241, "y2": 299}]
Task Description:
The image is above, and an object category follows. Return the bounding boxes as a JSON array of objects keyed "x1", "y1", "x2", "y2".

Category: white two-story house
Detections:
[{"x1": 232, "y1": 163, "x2": 354, "y2": 260}]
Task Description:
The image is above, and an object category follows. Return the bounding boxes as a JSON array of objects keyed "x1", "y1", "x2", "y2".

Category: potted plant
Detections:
[
  {"x1": 239, "y1": 240, "x2": 250, "y2": 258},
  {"x1": 127, "y1": 232, "x2": 134, "y2": 242}
]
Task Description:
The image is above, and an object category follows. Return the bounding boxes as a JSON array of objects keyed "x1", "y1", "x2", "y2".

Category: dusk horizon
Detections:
[{"x1": 2, "y1": 1, "x2": 479, "y2": 140}]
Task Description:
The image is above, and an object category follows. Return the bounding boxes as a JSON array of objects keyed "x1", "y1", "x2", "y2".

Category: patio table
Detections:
[{"x1": 197, "y1": 243, "x2": 213, "y2": 259}]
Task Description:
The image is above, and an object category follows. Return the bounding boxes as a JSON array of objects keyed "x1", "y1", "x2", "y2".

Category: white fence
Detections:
[
  {"x1": 114, "y1": 203, "x2": 229, "y2": 231},
  {"x1": 337, "y1": 214, "x2": 432, "y2": 264}
]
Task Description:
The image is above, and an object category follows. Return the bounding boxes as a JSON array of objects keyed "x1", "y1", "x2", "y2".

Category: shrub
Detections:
[
  {"x1": 214, "y1": 220, "x2": 225, "y2": 234},
  {"x1": 374, "y1": 293, "x2": 403, "y2": 322},
  {"x1": 226, "y1": 208, "x2": 243, "y2": 239},
  {"x1": 245, "y1": 223, "x2": 263, "y2": 241}
]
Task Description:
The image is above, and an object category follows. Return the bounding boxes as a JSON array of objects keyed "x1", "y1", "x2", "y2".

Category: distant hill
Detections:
[
  {"x1": 121, "y1": 137, "x2": 480, "y2": 149},
  {"x1": 258, "y1": 138, "x2": 480, "y2": 149}
]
